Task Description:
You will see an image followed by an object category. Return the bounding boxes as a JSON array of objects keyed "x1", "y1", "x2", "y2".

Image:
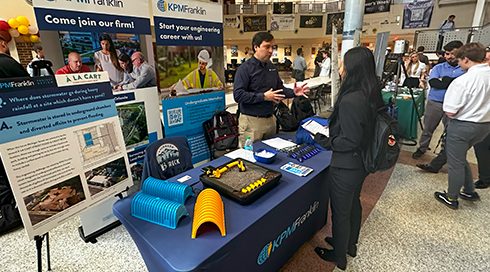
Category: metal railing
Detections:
[
  {"x1": 225, "y1": 1, "x2": 345, "y2": 15},
  {"x1": 414, "y1": 23, "x2": 490, "y2": 51}
]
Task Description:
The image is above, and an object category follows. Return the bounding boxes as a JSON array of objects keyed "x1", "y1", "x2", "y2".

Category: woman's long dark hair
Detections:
[
  {"x1": 99, "y1": 34, "x2": 123, "y2": 72},
  {"x1": 337, "y1": 47, "x2": 383, "y2": 108}
]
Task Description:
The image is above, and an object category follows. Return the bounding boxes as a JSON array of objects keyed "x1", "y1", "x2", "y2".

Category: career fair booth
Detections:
[{"x1": 113, "y1": 137, "x2": 331, "y2": 272}]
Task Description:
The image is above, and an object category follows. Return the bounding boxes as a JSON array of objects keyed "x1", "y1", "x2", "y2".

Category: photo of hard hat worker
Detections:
[{"x1": 181, "y1": 49, "x2": 223, "y2": 90}]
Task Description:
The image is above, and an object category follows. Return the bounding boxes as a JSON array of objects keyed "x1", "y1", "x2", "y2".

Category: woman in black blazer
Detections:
[{"x1": 314, "y1": 47, "x2": 384, "y2": 270}]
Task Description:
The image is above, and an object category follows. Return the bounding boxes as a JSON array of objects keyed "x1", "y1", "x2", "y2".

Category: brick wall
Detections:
[{"x1": 15, "y1": 42, "x2": 34, "y2": 68}]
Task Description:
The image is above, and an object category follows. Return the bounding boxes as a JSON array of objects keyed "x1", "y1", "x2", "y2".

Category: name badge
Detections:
[{"x1": 269, "y1": 68, "x2": 276, "y2": 72}]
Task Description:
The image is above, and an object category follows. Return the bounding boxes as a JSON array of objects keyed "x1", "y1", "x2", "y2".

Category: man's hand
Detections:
[
  {"x1": 293, "y1": 82, "x2": 310, "y2": 98},
  {"x1": 264, "y1": 88, "x2": 286, "y2": 103},
  {"x1": 113, "y1": 85, "x2": 123, "y2": 91}
]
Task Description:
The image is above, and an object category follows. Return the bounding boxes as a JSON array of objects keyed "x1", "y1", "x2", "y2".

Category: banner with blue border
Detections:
[
  {"x1": 152, "y1": 0, "x2": 223, "y2": 46},
  {"x1": 0, "y1": 77, "x2": 116, "y2": 144},
  {"x1": 154, "y1": 17, "x2": 223, "y2": 46},
  {"x1": 33, "y1": 0, "x2": 151, "y2": 34},
  {"x1": 162, "y1": 91, "x2": 225, "y2": 163}
]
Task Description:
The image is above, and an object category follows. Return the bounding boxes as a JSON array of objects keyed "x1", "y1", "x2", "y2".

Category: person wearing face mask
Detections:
[
  {"x1": 0, "y1": 30, "x2": 29, "y2": 78},
  {"x1": 233, "y1": 32, "x2": 309, "y2": 144},
  {"x1": 412, "y1": 41, "x2": 464, "y2": 159},
  {"x1": 182, "y1": 49, "x2": 223, "y2": 90}
]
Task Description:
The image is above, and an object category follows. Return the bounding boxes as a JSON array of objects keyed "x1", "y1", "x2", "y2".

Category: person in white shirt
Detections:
[
  {"x1": 406, "y1": 52, "x2": 426, "y2": 78},
  {"x1": 319, "y1": 50, "x2": 331, "y2": 77},
  {"x1": 94, "y1": 34, "x2": 124, "y2": 86},
  {"x1": 434, "y1": 43, "x2": 490, "y2": 210}
]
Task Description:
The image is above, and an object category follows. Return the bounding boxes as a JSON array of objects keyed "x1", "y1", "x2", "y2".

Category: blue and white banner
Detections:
[
  {"x1": 162, "y1": 91, "x2": 225, "y2": 164},
  {"x1": 33, "y1": 0, "x2": 151, "y2": 34},
  {"x1": 153, "y1": 0, "x2": 223, "y2": 46},
  {"x1": 0, "y1": 73, "x2": 132, "y2": 240}
]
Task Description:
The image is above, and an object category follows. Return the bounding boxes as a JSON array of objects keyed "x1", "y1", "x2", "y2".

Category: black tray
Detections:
[{"x1": 199, "y1": 158, "x2": 282, "y2": 205}]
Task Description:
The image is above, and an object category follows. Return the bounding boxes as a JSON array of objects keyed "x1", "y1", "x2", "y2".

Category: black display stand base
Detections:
[
  {"x1": 34, "y1": 233, "x2": 51, "y2": 272},
  {"x1": 78, "y1": 190, "x2": 126, "y2": 243},
  {"x1": 78, "y1": 220, "x2": 122, "y2": 244}
]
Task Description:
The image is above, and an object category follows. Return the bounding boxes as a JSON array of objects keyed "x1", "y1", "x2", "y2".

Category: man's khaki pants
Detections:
[{"x1": 238, "y1": 114, "x2": 276, "y2": 146}]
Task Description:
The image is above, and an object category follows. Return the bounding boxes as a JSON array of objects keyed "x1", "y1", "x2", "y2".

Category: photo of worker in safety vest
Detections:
[{"x1": 182, "y1": 49, "x2": 224, "y2": 90}]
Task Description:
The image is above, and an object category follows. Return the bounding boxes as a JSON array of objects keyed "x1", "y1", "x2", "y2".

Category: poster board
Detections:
[
  {"x1": 0, "y1": 74, "x2": 132, "y2": 240},
  {"x1": 153, "y1": 0, "x2": 225, "y2": 96},
  {"x1": 162, "y1": 91, "x2": 226, "y2": 164},
  {"x1": 271, "y1": 15, "x2": 295, "y2": 31},
  {"x1": 32, "y1": 0, "x2": 161, "y2": 240}
]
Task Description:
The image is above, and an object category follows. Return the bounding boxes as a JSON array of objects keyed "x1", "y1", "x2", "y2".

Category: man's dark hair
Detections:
[
  {"x1": 252, "y1": 32, "x2": 274, "y2": 52},
  {"x1": 448, "y1": 15, "x2": 456, "y2": 19},
  {"x1": 443, "y1": 40, "x2": 463, "y2": 52},
  {"x1": 455, "y1": 42, "x2": 486, "y2": 62},
  {"x1": 417, "y1": 46, "x2": 425, "y2": 52},
  {"x1": 296, "y1": 47, "x2": 303, "y2": 55}
]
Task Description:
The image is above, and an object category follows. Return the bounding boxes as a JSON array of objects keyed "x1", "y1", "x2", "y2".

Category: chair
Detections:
[
  {"x1": 31, "y1": 60, "x2": 55, "y2": 76},
  {"x1": 308, "y1": 86, "x2": 323, "y2": 114},
  {"x1": 141, "y1": 136, "x2": 194, "y2": 183},
  {"x1": 318, "y1": 84, "x2": 332, "y2": 106}
]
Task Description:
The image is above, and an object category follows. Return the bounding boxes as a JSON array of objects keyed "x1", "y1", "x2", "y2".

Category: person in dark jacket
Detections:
[
  {"x1": 313, "y1": 47, "x2": 384, "y2": 270},
  {"x1": 0, "y1": 30, "x2": 29, "y2": 78}
]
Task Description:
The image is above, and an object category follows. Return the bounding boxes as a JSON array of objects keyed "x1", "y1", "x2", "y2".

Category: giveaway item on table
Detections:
[
  {"x1": 191, "y1": 188, "x2": 226, "y2": 239},
  {"x1": 253, "y1": 148, "x2": 278, "y2": 164},
  {"x1": 200, "y1": 158, "x2": 282, "y2": 205},
  {"x1": 286, "y1": 144, "x2": 322, "y2": 162},
  {"x1": 130, "y1": 177, "x2": 193, "y2": 229},
  {"x1": 280, "y1": 162, "x2": 314, "y2": 177}
]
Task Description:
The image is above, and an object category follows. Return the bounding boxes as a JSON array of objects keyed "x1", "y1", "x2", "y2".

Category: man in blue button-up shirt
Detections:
[
  {"x1": 233, "y1": 32, "x2": 309, "y2": 145},
  {"x1": 412, "y1": 41, "x2": 464, "y2": 159}
]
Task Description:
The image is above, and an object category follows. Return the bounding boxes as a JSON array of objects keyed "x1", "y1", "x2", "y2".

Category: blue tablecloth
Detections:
[{"x1": 113, "y1": 139, "x2": 331, "y2": 272}]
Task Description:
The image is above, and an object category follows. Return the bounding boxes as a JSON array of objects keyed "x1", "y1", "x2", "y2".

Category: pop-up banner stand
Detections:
[
  {"x1": 32, "y1": 0, "x2": 162, "y2": 242},
  {"x1": 153, "y1": 0, "x2": 226, "y2": 164}
]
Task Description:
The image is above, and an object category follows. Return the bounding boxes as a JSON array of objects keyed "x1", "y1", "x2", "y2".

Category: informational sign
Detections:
[
  {"x1": 326, "y1": 12, "x2": 344, "y2": 35},
  {"x1": 153, "y1": 0, "x2": 223, "y2": 46},
  {"x1": 273, "y1": 2, "x2": 293, "y2": 14},
  {"x1": 402, "y1": 0, "x2": 434, "y2": 29},
  {"x1": 300, "y1": 15, "x2": 324, "y2": 28},
  {"x1": 32, "y1": 0, "x2": 151, "y2": 34},
  {"x1": 162, "y1": 91, "x2": 225, "y2": 164},
  {"x1": 243, "y1": 16, "x2": 267, "y2": 32},
  {"x1": 271, "y1": 15, "x2": 295, "y2": 31},
  {"x1": 365, "y1": 0, "x2": 391, "y2": 14},
  {"x1": 224, "y1": 16, "x2": 241, "y2": 29},
  {"x1": 0, "y1": 74, "x2": 132, "y2": 239}
]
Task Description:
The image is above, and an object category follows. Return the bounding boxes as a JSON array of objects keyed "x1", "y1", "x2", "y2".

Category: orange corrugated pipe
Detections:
[{"x1": 191, "y1": 188, "x2": 226, "y2": 239}]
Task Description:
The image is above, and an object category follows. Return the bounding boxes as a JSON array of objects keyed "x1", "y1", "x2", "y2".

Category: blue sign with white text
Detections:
[
  {"x1": 162, "y1": 91, "x2": 225, "y2": 163},
  {"x1": 0, "y1": 77, "x2": 116, "y2": 144}
]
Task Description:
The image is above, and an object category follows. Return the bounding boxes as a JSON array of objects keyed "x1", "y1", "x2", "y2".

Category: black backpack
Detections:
[
  {"x1": 203, "y1": 111, "x2": 239, "y2": 158},
  {"x1": 274, "y1": 101, "x2": 299, "y2": 131},
  {"x1": 291, "y1": 96, "x2": 315, "y2": 123},
  {"x1": 362, "y1": 107, "x2": 400, "y2": 173},
  {"x1": 1, "y1": 160, "x2": 22, "y2": 236}
]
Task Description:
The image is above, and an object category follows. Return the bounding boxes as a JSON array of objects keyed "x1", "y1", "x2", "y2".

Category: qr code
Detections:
[{"x1": 167, "y1": 107, "x2": 183, "y2": 126}]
